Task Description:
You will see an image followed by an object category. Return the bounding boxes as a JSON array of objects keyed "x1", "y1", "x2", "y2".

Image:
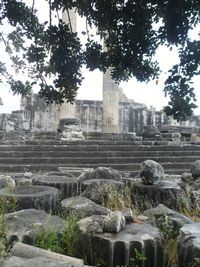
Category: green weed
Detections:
[
  {"x1": 116, "y1": 248, "x2": 147, "y2": 267},
  {"x1": 34, "y1": 213, "x2": 92, "y2": 263},
  {"x1": 34, "y1": 225, "x2": 62, "y2": 254},
  {"x1": 0, "y1": 194, "x2": 17, "y2": 258}
]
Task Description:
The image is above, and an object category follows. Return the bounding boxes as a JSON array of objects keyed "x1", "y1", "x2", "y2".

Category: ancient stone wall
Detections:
[
  {"x1": 75, "y1": 100, "x2": 102, "y2": 132},
  {"x1": 1, "y1": 92, "x2": 200, "y2": 134},
  {"x1": 21, "y1": 94, "x2": 59, "y2": 131},
  {"x1": 180, "y1": 115, "x2": 200, "y2": 128}
]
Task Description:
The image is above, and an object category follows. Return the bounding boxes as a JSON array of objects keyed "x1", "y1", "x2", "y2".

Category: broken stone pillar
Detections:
[
  {"x1": 59, "y1": 9, "x2": 76, "y2": 121},
  {"x1": 57, "y1": 118, "x2": 85, "y2": 141},
  {"x1": 11, "y1": 242, "x2": 84, "y2": 266},
  {"x1": 102, "y1": 70, "x2": 119, "y2": 133}
]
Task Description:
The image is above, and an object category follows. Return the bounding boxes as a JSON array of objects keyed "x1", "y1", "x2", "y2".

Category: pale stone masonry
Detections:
[
  {"x1": 1, "y1": 91, "x2": 200, "y2": 134},
  {"x1": 59, "y1": 8, "x2": 77, "y2": 120},
  {"x1": 1, "y1": 9, "x2": 200, "y2": 134},
  {"x1": 102, "y1": 70, "x2": 120, "y2": 133}
]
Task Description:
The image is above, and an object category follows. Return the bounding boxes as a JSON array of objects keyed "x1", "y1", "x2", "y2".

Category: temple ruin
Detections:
[
  {"x1": 0, "y1": 6, "x2": 200, "y2": 267},
  {"x1": 1, "y1": 86, "x2": 200, "y2": 135},
  {"x1": 1, "y1": 8, "x2": 200, "y2": 136}
]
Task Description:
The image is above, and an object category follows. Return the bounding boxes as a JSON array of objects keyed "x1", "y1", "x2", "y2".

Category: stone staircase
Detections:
[{"x1": 0, "y1": 132, "x2": 200, "y2": 175}]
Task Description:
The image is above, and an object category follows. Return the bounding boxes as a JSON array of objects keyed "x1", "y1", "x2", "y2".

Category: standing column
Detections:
[
  {"x1": 62, "y1": 8, "x2": 77, "y2": 32},
  {"x1": 59, "y1": 9, "x2": 76, "y2": 120},
  {"x1": 102, "y1": 70, "x2": 119, "y2": 133},
  {"x1": 59, "y1": 101, "x2": 76, "y2": 120}
]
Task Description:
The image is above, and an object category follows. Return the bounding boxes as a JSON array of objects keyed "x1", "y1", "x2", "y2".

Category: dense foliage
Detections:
[{"x1": 0, "y1": 0, "x2": 200, "y2": 120}]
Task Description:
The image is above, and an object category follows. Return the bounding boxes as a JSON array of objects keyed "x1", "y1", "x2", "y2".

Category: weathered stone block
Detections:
[
  {"x1": 140, "y1": 160, "x2": 164, "y2": 185},
  {"x1": 79, "y1": 223, "x2": 164, "y2": 267},
  {"x1": 61, "y1": 196, "x2": 110, "y2": 219},
  {"x1": 81, "y1": 179, "x2": 125, "y2": 205},
  {"x1": 33, "y1": 175, "x2": 79, "y2": 199},
  {"x1": 103, "y1": 211, "x2": 126, "y2": 233},
  {"x1": 191, "y1": 160, "x2": 200, "y2": 180},
  {"x1": 5, "y1": 209, "x2": 65, "y2": 245},
  {"x1": 0, "y1": 185, "x2": 59, "y2": 213},
  {"x1": 132, "y1": 179, "x2": 182, "y2": 210},
  {"x1": 179, "y1": 223, "x2": 200, "y2": 267}
]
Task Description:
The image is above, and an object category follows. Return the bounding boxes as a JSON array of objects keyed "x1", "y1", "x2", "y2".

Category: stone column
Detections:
[
  {"x1": 59, "y1": 9, "x2": 76, "y2": 120},
  {"x1": 59, "y1": 101, "x2": 76, "y2": 120},
  {"x1": 62, "y1": 8, "x2": 77, "y2": 32},
  {"x1": 102, "y1": 70, "x2": 119, "y2": 133}
]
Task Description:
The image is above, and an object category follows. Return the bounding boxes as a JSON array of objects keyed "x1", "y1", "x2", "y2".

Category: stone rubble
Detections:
[
  {"x1": 61, "y1": 196, "x2": 111, "y2": 219},
  {"x1": 0, "y1": 158, "x2": 199, "y2": 267},
  {"x1": 81, "y1": 179, "x2": 125, "y2": 205},
  {"x1": 102, "y1": 211, "x2": 126, "y2": 233},
  {"x1": 2, "y1": 256, "x2": 82, "y2": 267},
  {"x1": 178, "y1": 223, "x2": 200, "y2": 267},
  {"x1": 78, "y1": 166, "x2": 123, "y2": 183},
  {"x1": 121, "y1": 208, "x2": 134, "y2": 223},
  {"x1": 143, "y1": 204, "x2": 193, "y2": 230},
  {"x1": 57, "y1": 118, "x2": 85, "y2": 142},
  {"x1": 140, "y1": 160, "x2": 164, "y2": 185},
  {"x1": 5, "y1": 209, "x2": 66, "y2": 245},
  {"x1": 0, "y1": 175, "x2": 15, "y2": 189},
  {"x1": 9, "y1": 242, "x2": 84, "y2": 266},
  {"x1": 191, "y1": 160, "x2": 200, "y2": 179}
]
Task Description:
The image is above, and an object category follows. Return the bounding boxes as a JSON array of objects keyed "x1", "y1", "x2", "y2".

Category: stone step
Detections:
[
  {"x1": 0, "y1": 161, "x2": 192, "y2": 170},
  {"x1": 0, "y1": 140, "x2": 198, "y2": 174},
  {"x1": 0, "y1": 164, "x2": 58, "y2": 172},
  {"x1": 0, "y1": 156, "x2": 198, "y2": 164},
  {"x1": 33, "y1": 132, "x2": 57, "y2": 136},
  {"x1": 0, "y1": 163, "x2": 190, "y2": 175},
  {"x1": 20, "y1": 140, "x2": 192, "y2": 146},
  {"x1": 0, "y1": 144, "x2": 200, "y2": 151},
  {"x1": 32, "y1": 137, "x2": 57, "y2": 141},
  {"x1": 1, "y1": 150, "x2": 200, "y2": 157},
  {"x1": 59, "y1": 162, "x2": 192, "y2": 169},
  {"x1": 26, "y1": 140, "x2": 200, "y2": 146},
  {"x1": 28, "y1": 140, "x2": 184, "y2": 146}
]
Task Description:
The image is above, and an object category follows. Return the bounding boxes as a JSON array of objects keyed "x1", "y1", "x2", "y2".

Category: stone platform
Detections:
[{"x1": 0, "y1": 133, "x2": 200, "y2": 175}]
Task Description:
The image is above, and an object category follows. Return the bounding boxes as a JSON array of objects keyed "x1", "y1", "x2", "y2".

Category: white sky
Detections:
[{"x1": 0, "y1": 1, "x2": 200, "y2": 115}]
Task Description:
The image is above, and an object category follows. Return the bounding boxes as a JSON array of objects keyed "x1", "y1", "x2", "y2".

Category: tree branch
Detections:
[
  {"x1": 0, "y1": 32, "x2": 12, "y2": 59},
  {"x1": 49, "y1": 0, "x2": 52, "y2": 27},
  {"x1": 31, "y1": 0, "x2": 35, "y2": 25},
  {"x1": 56, "y1": 10, "x2": 60, "y2": 21},
  {"x1": 31, "y1": 0, "x2": 35, "y2": 15},
  {"x1": 86, "y1": 18, "x2": 90, "y2": 41},
  {"x1": 66, "y1": 8, "x2": 73, "y2": 33}
]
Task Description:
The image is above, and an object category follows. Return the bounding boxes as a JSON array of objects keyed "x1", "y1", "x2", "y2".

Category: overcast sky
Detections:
[
  {"x1": 0, "y1": 1, "x2": 200, "y2": 115},
  {"x1": 0, "y1": 48, "x2": 176, "y2": 114}
]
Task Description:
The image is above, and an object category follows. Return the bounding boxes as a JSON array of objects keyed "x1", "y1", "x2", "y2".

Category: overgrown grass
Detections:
[
  {"x1": 34, "y1": 213, "x2": 93, "y2": 263},
  {"x1": 33, "y1": 225, "x2": 63, "y2": 254},
  {"x1": 119, "y1": 183, "x2": 200, "y2": 267},
  {"x1": 177, "y1": 187, "x2": 200, "y2": 222},
  {"x1": 0, "y1": 173, "x2": 198, "y2": 267},
  {"x1": 159, "y1": 216, "x2": 179, "y2": 267},
  {"x1": 20, "y1": 182, "x2": 200, "y2": 267},
  {"x1": 61, "y1": 214, "x2": 84, "y2": 257},
  {"x1": 105, "y1": 185, "x2": 133, "y2": 211},
  {"x1": 0, "y1": 194, "x2": 17, "y2": 258},
  {"x1": 34, "y1": 213, "x2": 80, "y2": 256},
  {"x1": 0, "y1": 197, "x2": 7, "y2": 258}
]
